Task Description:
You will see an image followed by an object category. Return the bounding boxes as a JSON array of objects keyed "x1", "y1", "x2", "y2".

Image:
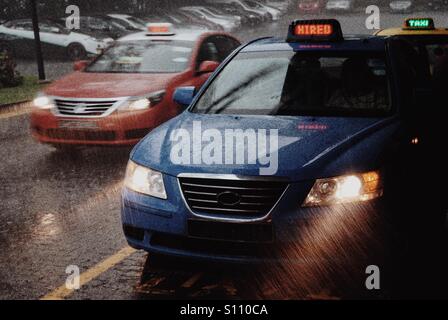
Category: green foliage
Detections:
[{"x1": 0, "y1": 76, "x2": 44, "y2": 105}]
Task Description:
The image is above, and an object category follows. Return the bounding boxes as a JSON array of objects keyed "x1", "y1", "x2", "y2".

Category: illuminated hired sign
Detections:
[
  {"x1": 287, "y1": 19, "x2": 343, "y2": 42},
  {"x1": 294, "y1": 24, "x2": 333, "y2": 36}
]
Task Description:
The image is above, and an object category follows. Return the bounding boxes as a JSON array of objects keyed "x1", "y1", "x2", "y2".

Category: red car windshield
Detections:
[{"x1": 86, "y1": 40, "x2": 194, "y2": 73}]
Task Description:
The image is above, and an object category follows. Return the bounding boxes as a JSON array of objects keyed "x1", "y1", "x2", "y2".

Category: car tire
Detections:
[{"x1": 67, "y1": 43, "x2": 87, "y2": 61}]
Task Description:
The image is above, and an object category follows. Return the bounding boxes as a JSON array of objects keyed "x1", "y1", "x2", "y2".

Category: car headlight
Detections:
[
  {"x1": 119, "y1": 90, "x2": 165, "y2": 112},
  {"x1": 124, "y1": 161, "x2": 167, "y2": 199},
  {"x1": 303, "y1": 170, "x2": 383, "y2": 207},
  {"x1": 33, "y1": 94, "x2": 54, "y2": 109}
]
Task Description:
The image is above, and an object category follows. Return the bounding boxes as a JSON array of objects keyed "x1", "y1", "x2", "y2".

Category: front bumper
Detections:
[
  {"x1": 121, "y1": 175, "x2": 387, "y2": 263},
  {"x1": 30, "y1": 105, "x2": 173, "y2": 146}
]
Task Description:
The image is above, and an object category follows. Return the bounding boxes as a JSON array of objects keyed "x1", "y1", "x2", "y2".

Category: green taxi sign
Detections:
[{"x1": 404, "y1": 18, "x2": 435, "y2": 30}]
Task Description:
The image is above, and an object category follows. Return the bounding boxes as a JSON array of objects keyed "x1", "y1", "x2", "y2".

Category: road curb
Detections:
[{"x1": 0, "y1": 100, "x2": 30, "y2": 110}]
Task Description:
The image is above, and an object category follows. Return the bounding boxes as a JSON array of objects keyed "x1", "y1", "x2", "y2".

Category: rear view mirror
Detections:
[
  {"x1": 197, "y1": 60, "x2": 220, "y2": 75},
  {"x1": 173, "y1": 86, "x2": 196, "y2": 108},
  {"x1": 73, "y1": 60, "x2": 90, "y2": 71}
]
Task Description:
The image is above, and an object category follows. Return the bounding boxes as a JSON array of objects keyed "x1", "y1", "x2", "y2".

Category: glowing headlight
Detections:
[
  {"x1": 128, "y1": 98, "x2": 150, "y2": 110},
  {"x1": 33, "y1": 95, "x2": 54, "y2": 109},
  {"x1": 303, "y1": 170, "x2": 383, "y2": 207},
  {"x1": 124, "y1": 161, "x2": 167, "y2": 199},
  {"x1": 119, "y1": 90, "x2": 165, "y2": 112}
]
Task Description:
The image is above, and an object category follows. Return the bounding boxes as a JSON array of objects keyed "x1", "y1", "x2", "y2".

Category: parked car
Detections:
[
  {"x1": 150, "y1": 10, "x2": 222, "y2": 31},
  {"x1": 389, "y1": 0, "x2": 413, "y2": 13},
  {"x1": 142, "y1": 13, "x2": 209, "y2": 31},
  {"x1": 243, "y1": 0, "x2": 282, "y2": 21},
  {"x1": 73, "y1": 15, "x2": 137, "y2": 39},
  {"x1": 297, "y1": 0, "x2": 325, "y2": 14},
  {"x1": 200, "y1": 6, "x2": 243, "y2": 27},
  {"x1": 205, "y1": 2, "x2": 263, "y2": 25},
  {"x1": 0, "y1": 19, "x2": 113, "y2": 60},
  {"x1": 262, "y1": 0, "x2": 291, "y2": 12},
  {"x1": 326, "y1": 0, "x2": 356, "y2": 12},
  {"x1": 213, "y1": 0, "x2": 270, "y2": 22},
  {"x1": 171, "y1": 10, "x2": 225, "y2": 31},
  {"x1": 427, "y1": 0, "x2": 448, "y2": 10},
  {"x1": 30, "y1": 24, "x2": 240, "y2": 148},
  {"x1": 180, "y1": 7, "x2": 238, "y2": 32},
  {"x1": 107, "y1": 14, "x2": 147, "y2": 31}
]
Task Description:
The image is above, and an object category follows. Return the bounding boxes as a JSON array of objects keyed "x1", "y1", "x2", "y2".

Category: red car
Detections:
[
  {"x1": 297, "y1": 0, "x2": 324, "y2": 14},
  {"x1": 31, "y1": 24, "x2": 240, "y2": 148}
]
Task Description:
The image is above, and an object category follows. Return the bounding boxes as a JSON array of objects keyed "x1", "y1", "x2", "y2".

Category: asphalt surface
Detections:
[{"x1": 2, "y1": 10, "x2": 448, "y2": 300}]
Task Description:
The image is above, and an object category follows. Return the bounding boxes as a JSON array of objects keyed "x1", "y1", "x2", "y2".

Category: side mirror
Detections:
[
  {"x1": 197, "y1": 60, "x2": 220, "y2": 75},
  {"x1": 173, "y1": 86, "x2": 196, "y2": 108},
  {"x1": 73, "y1": 60, "x2": 89, "y2": 71}
]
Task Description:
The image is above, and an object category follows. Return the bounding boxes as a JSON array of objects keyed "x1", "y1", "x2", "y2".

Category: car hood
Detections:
[
  {"x1": 44, "y1": 72, "x2": 175, "y2": 98},
  {"x1": 132, "y1": 112, "x2": 400, "y2": 181}
]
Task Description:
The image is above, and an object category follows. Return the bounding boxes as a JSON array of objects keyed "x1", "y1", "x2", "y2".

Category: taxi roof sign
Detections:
[
  {"x1": 287, "y1": 19, "x2": 343, "y2": 42},
  {"x1": 403, "y1": 18, "x2": 435, "y2": 30},
  {"x1": 146, "y1": 23, "x2": 175, "y2": 36}
]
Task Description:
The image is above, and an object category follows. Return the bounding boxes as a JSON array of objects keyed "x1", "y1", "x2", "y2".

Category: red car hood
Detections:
[{"x1": 44, "y1": 72, "x2": 176, "y2": 98}]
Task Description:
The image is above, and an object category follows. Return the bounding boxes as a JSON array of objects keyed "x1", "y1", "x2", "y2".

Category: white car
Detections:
[
  {"x1": 107, "y1": 14, "x2": 147, "y2": 31},
  {"x1": 389, "y1": 0, "x2": 413, "y2": 13},
  {"x1": 0, "y1": 19, "x2": 113, "y2": 60},
  {"x1": 326, "y1": 0, "x2": 354, "y2": 11},
  {"x1": 261, "y1": 0, "x2": 290, "y2": 12},
  {"x1": 243, "y1": 0, "x2": 282, "y2": 21},
  {"x1": 180, "y1": 7, "x2": 237, "y2": 32}
]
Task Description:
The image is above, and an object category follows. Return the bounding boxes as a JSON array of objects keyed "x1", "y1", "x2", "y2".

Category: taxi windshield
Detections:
[
  {"x1": 193, "y1": 51, "x2": 391, "y2": 117},
  {"x1": 85, "y1": 40, "x2": 194, "y2": 73}
]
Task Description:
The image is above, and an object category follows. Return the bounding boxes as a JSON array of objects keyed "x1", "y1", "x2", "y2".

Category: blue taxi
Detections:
[{"x1": 121, "y1": 19, "x2": 445, "y2": 263}]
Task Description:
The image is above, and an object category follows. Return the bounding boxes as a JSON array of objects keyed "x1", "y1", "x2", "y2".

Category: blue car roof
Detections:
[{"x1": 240, "y1": 36, "x2": 387, "y2": 53}]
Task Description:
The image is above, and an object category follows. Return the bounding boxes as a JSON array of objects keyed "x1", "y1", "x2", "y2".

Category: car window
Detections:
[
  {"x1": 86, "y1": 17, "x2": 110, "y2": 30},
  {"x1": 193, "y1": 51, "x2": 391, "y2": 117},
  {"x1": 197, "y1": 39, "x2": 220, "y2": 66},
  {"x1": 39, "y1": 22, "x2": 61, "y2": 33},
  {"x1": 86, "y1": 40, "x2": 194, "y2": 73},
  {"x1": 197, "y1": 36, "x2": 240, "y2": 67},
  {"x1": 13, "y1": 21, "x2": 33, "y2": 31}
]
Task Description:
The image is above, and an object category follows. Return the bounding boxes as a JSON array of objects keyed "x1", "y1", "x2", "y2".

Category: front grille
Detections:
[
  {"x1": 45, "y1": 129, "x2": 116, "y2": 141},
  {"x1": 179, "y1": 176, "x2": 288, "y2": 219},
  {"x1": 54, "y1": 98, "x2": 117, "y2": 117}
]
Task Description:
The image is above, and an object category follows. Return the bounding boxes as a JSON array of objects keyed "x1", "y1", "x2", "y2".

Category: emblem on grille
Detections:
[
  {"x1": 73, "y1": 104, "x2": 87, "y2": 114},
  {"x1": 217, "y1": 191, "x2": 241, "y2": 206}
]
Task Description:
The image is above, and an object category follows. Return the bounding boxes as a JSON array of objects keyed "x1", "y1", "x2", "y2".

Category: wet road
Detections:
[{"x1": 2, "y1": 10, "x2": 448, "y2": 300}]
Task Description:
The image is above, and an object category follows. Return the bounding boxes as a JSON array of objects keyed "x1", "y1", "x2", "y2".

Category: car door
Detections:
[{"x1": 38, "y1": 22, "x2": 69, "y2": 48}]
